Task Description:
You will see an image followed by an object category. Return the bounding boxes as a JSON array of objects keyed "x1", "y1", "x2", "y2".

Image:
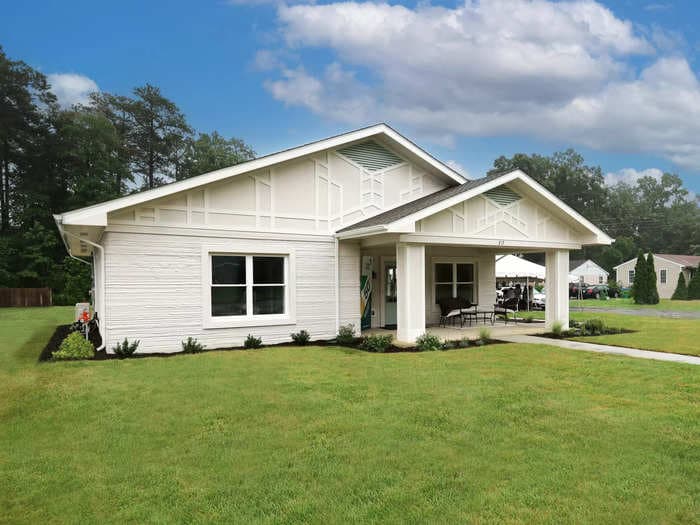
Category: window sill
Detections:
[{"x1": 203, "y1": 315, "x2": 296, "y2": 330}]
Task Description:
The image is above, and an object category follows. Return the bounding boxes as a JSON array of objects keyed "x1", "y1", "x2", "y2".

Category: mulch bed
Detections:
[
  {"x1": 39, "y1": 327, "x2": 506, "y2": 362},
  {"x1": 39, "y1": 323, "x2": 103, "y2": 362},
  {"x1": 539, "y1": 328, "x2": 636, "y2": 340}
]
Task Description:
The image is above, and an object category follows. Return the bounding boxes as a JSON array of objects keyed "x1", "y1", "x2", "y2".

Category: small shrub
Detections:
[
  {"x1": 583, "y1": 318, "x2": 605, "y2": 336},
  {"x1": 551, "y1": 321, "x2": 564, "y2": 338},
  {"x1": 479, "y1": 327, "x2": 491, "y2": 342},
  {"x1": 336, "y1": 324, "x2": 356, "y2": 345},
  {"x1": 181, "y1": 337, "x2": 205, "y2": 353},
  {"x1": 360, "y1": 333, "x2": 393, "y2": 353},
  {"x1": 415, "y1": 332, "x2": 443, "y2": 351},
  {"x1": 244, "y1": 334, "x2": 262, "y2": 349},
  {"x1": 290, "y1": 329, "x2": 311, "y2": 345},
  {"x1": 523, "y1": 315, "x2": 534, "y2": 323},
  {"x1": 112, "y1": 338, "x2": 140, "y2": 358},
  {"x1": 457, "y1": 338, "x2": 470, "y2": 348},
  {"x1": 52, "y1": 331, "x2": 94, "y2": 360}
]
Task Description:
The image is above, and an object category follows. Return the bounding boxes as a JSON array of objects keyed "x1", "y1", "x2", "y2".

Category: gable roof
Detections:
[
  {"x1": 55, "y1": 123, "x2": 466, "y2": 227},
  {"x1": 569, "y1": 259, "x2": 609, "y2": 274},
  {"x1": 338, "y1": 171, "x2": 508, "y2": 233},
  {"x1": 613, "y1": 253, "x2": 700, "y2": 270},
  {"x1": 336, "y1": 169, "x2": 613, "y2": 245}
]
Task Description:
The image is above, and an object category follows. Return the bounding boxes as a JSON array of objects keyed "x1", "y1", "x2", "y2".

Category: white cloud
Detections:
[
  {"x1": 604, "y1": 167, "x2": 664, "y2": 186},
  {"x1": 257, "y1": 0, "x2": 700, "y2": 174},
  {"x1": 446, "y1": 160, "x2": 470, "y2": 179},
  {"x1": 48, "y1": 73, "x2": 98, "y2": 108}
]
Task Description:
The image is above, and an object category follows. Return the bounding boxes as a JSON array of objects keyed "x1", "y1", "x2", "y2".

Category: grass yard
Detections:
[
  {"x1": 1, "y1": 307, "x2": 699, "y2": 523},
  {"x1": 523, "y1": 310, "x2": 700, "y2": 356},
  {"x1": 570, "y1": 297, "x2": 700, "y2": 312}
]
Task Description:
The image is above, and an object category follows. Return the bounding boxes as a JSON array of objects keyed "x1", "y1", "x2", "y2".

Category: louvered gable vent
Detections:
[
  {"x1": 484, "y1": 185, "x2": 521, "y2": 206},
  {"x1": 337, "y1": 140, "x2": 403, "y2": 171}
]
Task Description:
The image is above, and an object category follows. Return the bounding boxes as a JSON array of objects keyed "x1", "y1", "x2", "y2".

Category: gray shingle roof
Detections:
[{"x1": 337, "y1": 170, "x2": 512, "y2": 233}]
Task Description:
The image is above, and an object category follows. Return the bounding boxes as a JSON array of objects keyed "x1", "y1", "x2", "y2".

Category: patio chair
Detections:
[
  {"x1": 438, "y1": 297, "x2": 472, "y2": 327},
  {"x1": 494, "y1": 296, "x2": 519, "y2": 324}
]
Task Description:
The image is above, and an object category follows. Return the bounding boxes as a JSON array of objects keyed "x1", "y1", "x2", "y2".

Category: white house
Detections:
[
  {"x1": 54, "y1": 124, "x2": 612, "y2": 353},
  {"x1": 569, "y1": 259, "x2": 609, "y2": 285}
]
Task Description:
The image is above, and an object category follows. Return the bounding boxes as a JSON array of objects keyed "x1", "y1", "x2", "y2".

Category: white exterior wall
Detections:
[
  {"x1": 570, "y1": 260, "x2": 608, "y2": 285},
  {"x1": 102, "y1": 229, "x2": 338, "y2": 353},
  {"x1": 108, "y1": 150, "x2": 447, "y2": 236},
  {"x1": 616, "y1": 257, "x2": 690, "y2": 299},
  {"x1": 338, "y1": 241, "x2": 361, "y2": 331}
]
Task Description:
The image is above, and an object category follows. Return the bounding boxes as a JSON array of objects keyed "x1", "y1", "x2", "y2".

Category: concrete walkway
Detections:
[
  {"x1": 500, "y1": 334, "x2": 700, "y2": 366},
  {"x1": 570, "y1": 307, "x2": 700, "y2": 319}
]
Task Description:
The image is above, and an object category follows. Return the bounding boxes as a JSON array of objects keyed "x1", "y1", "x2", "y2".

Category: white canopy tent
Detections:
[{"x1": 496, "y1": 255, "x2": 578, "y2": 281}]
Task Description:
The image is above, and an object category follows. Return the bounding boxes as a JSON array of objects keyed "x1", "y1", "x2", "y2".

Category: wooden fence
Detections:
[{"x1": 0, "y1": 288, "x2": 53, "y2": 307}]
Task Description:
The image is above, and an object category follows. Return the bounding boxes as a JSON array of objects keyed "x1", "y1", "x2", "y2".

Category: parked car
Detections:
[
  {"x1": 569, "y1": 282, "x2": 589, "y2": 298},
  {"x1": 532, "y1": 291, "x2": 545, "y2": 309},
  {"x1": 581, "y1": 284, "x2": 609, "y2": 299}
]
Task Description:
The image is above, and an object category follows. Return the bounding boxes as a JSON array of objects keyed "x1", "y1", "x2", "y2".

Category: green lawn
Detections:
[
  {"x1": 570, "y1": 297, "x2": 700, "y2": 312},
  {"x1": 1, "y1": 307, "x2": 699, "y2": 523}
]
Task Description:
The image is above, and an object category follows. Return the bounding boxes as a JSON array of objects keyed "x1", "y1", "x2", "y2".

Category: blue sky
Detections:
[{"x1": 4, "y1": 0, "x2": 700, "y2": 194}]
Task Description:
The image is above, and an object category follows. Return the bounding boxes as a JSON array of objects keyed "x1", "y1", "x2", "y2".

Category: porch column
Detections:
[
  {"x1": 396, "y1": 243, "x2": 425, "y2": 343},
  {"x1": 545, "y1": 249, "x2": 569, "y2": 329}
]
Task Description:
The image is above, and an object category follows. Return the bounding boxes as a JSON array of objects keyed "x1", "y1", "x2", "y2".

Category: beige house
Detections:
[
  {"x1": 54, "y1": 124, "x2": 612, "y2": 353},
  {"x1": 569, "y1": 259, "x2": 609, "y2": 285},
  {"x1": 614, "y1": 254, "x2": 700, "y2": 299}
]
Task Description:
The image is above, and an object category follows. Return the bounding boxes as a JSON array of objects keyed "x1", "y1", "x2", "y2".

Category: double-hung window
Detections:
[
  {"x1": 659, "y1": 269, "x2": 667, "y2": 284},
  {"x1": 628, "y1": 270, "x2": 635, "y2": 284},
  {"x1": 434, "y1": 262, "x2": 475, "y2": 304},
  {"x1": 209, "y1": 253, "x2": 289, "y2": 324}
]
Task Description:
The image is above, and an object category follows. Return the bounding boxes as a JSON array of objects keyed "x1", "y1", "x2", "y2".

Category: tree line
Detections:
[
  {"x1": 0, "y1": 47, "x2": 254, "y2": 303},
  {"x1": 1, "y1": 46, "x2": 699, "y2": 304}
]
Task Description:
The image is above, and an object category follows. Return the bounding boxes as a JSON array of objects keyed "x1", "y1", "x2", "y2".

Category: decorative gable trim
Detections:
[
  {"x1": 484, "y1": 185, "x2": 521, "y2": 207},
  {"x1": 337, "y1": 140, "x2": 404, "y2": 172}
]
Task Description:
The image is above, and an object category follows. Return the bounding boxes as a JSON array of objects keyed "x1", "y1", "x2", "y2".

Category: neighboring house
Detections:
[
  {"x1": 570, "y1": 259, "x2": 609, "y2": 285},
  {"x1": 614, "y1": 254, "x2": 700, "y2": 299},
  {"x1": 54, "y1": 124, "x2": 612, "y2": 353}
]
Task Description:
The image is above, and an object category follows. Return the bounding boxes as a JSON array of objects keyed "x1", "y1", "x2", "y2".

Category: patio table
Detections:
[{"x1": 461, "y1": 308, "x2": 494, "y2": 326}]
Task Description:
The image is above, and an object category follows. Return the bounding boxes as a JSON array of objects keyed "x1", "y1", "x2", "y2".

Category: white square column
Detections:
[
  {"x1": 545, "y1": 249, "x2": 570, "y2": 329},
  {"x1": 396, "y1": 243, "x2": 425, "y2": 343}
]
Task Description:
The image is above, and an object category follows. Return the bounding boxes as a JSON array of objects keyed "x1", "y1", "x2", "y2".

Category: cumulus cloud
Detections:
[
  {"x1": 446, "y1": 160, "x2": 470, "y2": 179},
  {"x1": 48, "y1": 73, "x2": 98, "y2": 108},
  {"x1": 257, "y1": 0, "x2": 700, "y2": 174},
  {"x1": 604, "y1": 167, "x2": 664, "y2": 186}
]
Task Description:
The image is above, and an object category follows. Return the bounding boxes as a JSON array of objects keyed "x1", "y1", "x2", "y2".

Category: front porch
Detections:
[{"x1": 346, "y1": 236, "x2": 571, "y2": 344}]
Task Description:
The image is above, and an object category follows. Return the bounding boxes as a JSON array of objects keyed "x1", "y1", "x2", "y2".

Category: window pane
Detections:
[
  {"x1": 456, "y1": 263, "x2": 474, "y2": 283},
  {"x1": 435, "y1": 263, "x2": 453, "y2": 283},
  {"x1": 212, "y1": 256, "x2": 245, "y2": 285},
  {"x1": 211, "y1": 287, "x2": 246, "y2": 316},
  {"x1": 457, "y1": 284, "x2": 474, "y2": 302},
  {"x1": 253, "y1": 286, "x2": 284, "y2": 314},
  {"x1": 435, "y1": 283, "x2": 453, "y2": 304},
  {"x1": 254, "y1": 257, "x2": 284, "y2": 284}
]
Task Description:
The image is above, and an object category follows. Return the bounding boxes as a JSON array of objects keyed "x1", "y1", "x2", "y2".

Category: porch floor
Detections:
[{"x1": 363, "y1": 320, "x2": 546, "y2": 347}]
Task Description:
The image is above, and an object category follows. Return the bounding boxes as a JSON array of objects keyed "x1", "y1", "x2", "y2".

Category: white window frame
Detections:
[
  {"x1": 598, "y1": 275, "x2": 604, "y2": 284},
  {"x1": 628, "y1": 270, "x2": 635, "y2": 284},
  {"x1": 659, "y1": 268, "x2": 667, "y2": 284},
  {"x1": 431, "y1": 257, "x2": 478, "y2": 309},
  {"x1": 202, "y1": 247, "x2": 296, "y2": 329}
]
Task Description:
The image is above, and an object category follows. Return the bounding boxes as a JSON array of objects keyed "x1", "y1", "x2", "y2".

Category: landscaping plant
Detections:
[
  {"x1": 52, "y1": 331, "x2": 94, "y2": 360},
  {"x1": 671, "y1": 272, "x2": 688, "y2": 300},
  {"x1": 244, "y1": 334, "x2": 262, "y2": 349},
  {"x1": 336, "y1": 324, "x2": 356, "y2": 345},
  {"x1": 551, "y1": 321, "x2": 564, "y2": 338},
  {"x1": 359, "y1": 333, "x2": 393, "y2": 353},
  {"x1": 583, "y1": 318, "x2": 605, "y2": 336},
  {"x1": 415, "y1": 332, "x2": 443, "y2": 351},
  {"x1": 645, "y1": 253, "x2": 660, "y2": 304},
  {"x1": 112, "y1": 338, "x2": 140, "y2": 358},
  {"x1": 181, "y1": 337, "x2": 205, "y2": 353},
  {"x1": 290, "y1": 330, "x2": 311, "y2": 345},
  {"x1": 688, "y1": 266, "x2": 700, "y2": 300},
  {"x1": 478, "y1": 327, "x2": 491, "y2": 342}
]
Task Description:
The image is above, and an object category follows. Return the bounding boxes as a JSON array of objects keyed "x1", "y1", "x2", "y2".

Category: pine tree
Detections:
[
  {"x1": 688, "y1": 267, "x2": 700, "y2": 300},
  {"x1": 646, "y1": 253, "x2": 659, "y2": 304},
  {"x1": 631, "y1": 251, "x2": 647, "y2": 304},
  {"x1": 671, "y1": 272, "x2": 688, "y2": 300}
]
